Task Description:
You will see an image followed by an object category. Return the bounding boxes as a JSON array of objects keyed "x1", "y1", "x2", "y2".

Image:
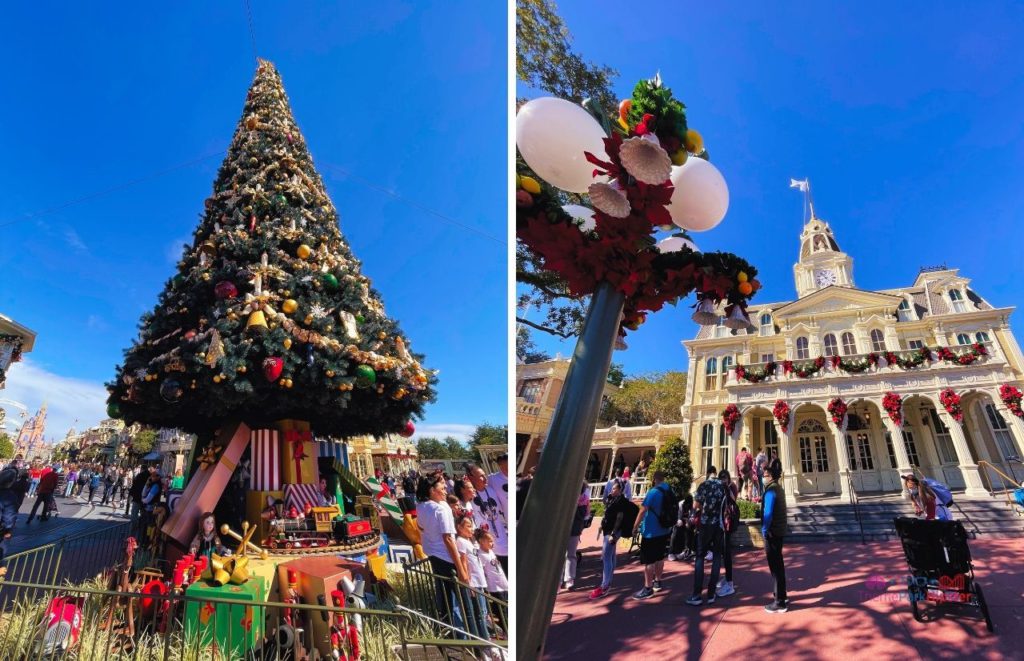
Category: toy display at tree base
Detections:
[{"x1": 264, "y1": 503, "x2": 379, "y2": 554}]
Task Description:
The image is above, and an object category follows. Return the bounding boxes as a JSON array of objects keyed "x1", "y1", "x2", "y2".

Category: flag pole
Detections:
[{"x1": 807, "y1": 178, "x2": 816, "y2": 220}]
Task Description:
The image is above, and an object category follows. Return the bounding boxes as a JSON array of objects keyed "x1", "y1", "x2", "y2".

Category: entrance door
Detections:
[
  {"x1": 796, "y1": 419, "x2": 838, "y2": 494},
  {"x1": 844, "y1": 413, "x2": 881, "y2": 491},
  {"x1": 929, "y1": 410, "x2": 966, "y2": 489}
]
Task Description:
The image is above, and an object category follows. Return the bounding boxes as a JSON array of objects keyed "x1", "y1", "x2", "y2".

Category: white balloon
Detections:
[
  {"x1": 668, "y1": 157, "x2": 729, "y2": 232},
  {"x1": 562, "y1": 204, "x2": 596, "y2": 232},
  {"x1": 656, "y1": 236, "x2": 699, "y2": 253},
  {"x1": 516, "y1": 97, "x2": 608, "y2": 194}
]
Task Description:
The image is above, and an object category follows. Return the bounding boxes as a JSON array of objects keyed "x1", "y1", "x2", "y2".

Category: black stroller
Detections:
[{"x1": 893, "y1": 517, "x2": 993, "y2": 632}]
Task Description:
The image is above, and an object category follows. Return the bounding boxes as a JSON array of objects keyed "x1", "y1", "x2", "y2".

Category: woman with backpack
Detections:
[
  {"x1": 716, "y1": 469, "x2": 739, "y2": 598},
  {"x1": 589, "y1": 479, "x2": 638, "y2": 600}
]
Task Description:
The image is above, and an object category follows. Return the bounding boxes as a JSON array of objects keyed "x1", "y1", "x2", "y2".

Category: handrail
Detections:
[
  {"x1": 912, "y1": 466, "x2": 982, "y2": 538},
  {"x1": 845, "y1": 471, "x2": 865, "y2": 545},
  {"x1": 977, "y1": 460, "x2": 1022, "y2": 514}
]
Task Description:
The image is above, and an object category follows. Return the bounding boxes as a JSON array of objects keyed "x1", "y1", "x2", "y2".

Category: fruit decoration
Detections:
[
  {"x1": 214, "y1": 281, "x2": 238, "y2": 299},
  {"x1": 160, "y1": 379, "x2": 184, "y2": 404},
  {"x1": 263, "y1": 357, "x2": 284, "y2": 382}
]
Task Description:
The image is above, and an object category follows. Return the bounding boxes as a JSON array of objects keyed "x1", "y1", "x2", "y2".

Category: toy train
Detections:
[{"x1": 266, "y1": 506, "x2": 377, "y2": 551}]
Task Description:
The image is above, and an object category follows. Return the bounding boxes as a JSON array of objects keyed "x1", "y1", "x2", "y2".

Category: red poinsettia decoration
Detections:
[
  {"x1": 827, "y1": 397, "x2": 848, "y2": 426},
  {"x1": 999, "y1": 383, "x2": 1024, "y2": 419},
  {"x1": 773, "y1": 399, "x2": 791, "y2": 433},
  {"x1": 939, "y1": 388, "x2": 963, "y2": 422},
  {"x1": 882, "y1": 392, "x2": 903, "y2": 426},
  {"x1": 722, "y1": 404, "x2": 742, "y2": 436},
  {"x1": 782, "y1": 360, "x2": 793, "y2": 376},
  {"x1": 867, "y1": 352, "x2": 880, "y2": 367}
]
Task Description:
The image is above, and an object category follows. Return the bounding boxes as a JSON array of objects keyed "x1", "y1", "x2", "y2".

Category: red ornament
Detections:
[
  {"x1": 263, "y1": 357, "x2": 283, "y2": 382},
  {"x1": 399, "y1": 420, "x2": 415, "y2": 438},
  {"x1": 184, "y1": 329, "x2": 197, "y2": 341},
  {"x1": 214, "y1": 281, "x2": 238, "y2": 299},
  {"x1": 249, "y1": 214, "x2": 257, "y2": 232},
  {"x1": 516, "y1": 190, "x2": 534, "y2": 207}
]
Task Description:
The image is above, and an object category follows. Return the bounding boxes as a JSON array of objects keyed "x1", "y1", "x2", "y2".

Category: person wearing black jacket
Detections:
[
  {"x1": 589, "y1": 480, "x2": 639, "y2": 599},
  {"x1": 561, "y1": 483, "x2": 590, "y2": 591},
  {"x1": 0, "y1": 458, "x2": 27, "y2": 575},
  {"x1": 668, "y1": 493, "x2": 696, "y2": 561},
  {"x1": 128, "y1": 466, "x2": 150, "y2": 525}
]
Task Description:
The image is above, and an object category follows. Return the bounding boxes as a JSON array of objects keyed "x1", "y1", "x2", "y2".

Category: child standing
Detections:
[
  {"x1": 476, "y1": 528, "x2": 508, "y2": 635},
  {"x1": 455, "y1": 514, "x2": 491, "y2": 644}
]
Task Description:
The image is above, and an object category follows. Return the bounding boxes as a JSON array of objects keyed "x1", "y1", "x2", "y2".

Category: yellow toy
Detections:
[{"x1": 402, "y1": 512, "x2": 427, "y2": 560}]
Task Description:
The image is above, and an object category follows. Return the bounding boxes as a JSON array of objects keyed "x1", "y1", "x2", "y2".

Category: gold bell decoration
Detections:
[
  {"x1": 247, "y1": 310, "x2": 269, "y2": 334},
  {"x1": 201, "y1": 554, "x2": 233, "y2": 587}
]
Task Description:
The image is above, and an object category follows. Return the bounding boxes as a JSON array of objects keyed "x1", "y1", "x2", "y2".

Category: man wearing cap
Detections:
[{"x1": 761, "y1": 459, "x2": 788, "y2": 613}]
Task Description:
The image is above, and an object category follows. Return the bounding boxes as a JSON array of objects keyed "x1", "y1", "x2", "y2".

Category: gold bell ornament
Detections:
[{"x1": 247, "y1": 310, "x2": 269, "y2": 333}]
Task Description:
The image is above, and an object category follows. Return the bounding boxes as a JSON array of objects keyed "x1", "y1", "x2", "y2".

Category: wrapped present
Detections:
[
  {"x1": 163, "y1": 422, "x2": 251, "y2": 546},
  {"x1": 387, "y1": 543, "x2": 416, "y2": 565},
  {"x1": 184, "y1": 576, "x2": 266, "y2": 658},
  {"x1": 318, "y1": 439, "x2": 346, "y2": 463},
  {"x1": 277, "y1": 556, "x2": 356, "y2": 658},
  {"x1": 277, "y1": 419, "x2": 318, "y2": 484},
  {"x1": 245, "y1": 557, "x2": 280, "y2": 602},
  {"x1": 251, "y1": 428, "x2": 281, "y2": 490},
  {"x1": 284, "y1": 483, "x2": 321, "y2": 513},
  {"x1": 367, "y1": 552, "x2": 387, "y2": 581},
  {"x1": 246, "y1": 490, "x2": 283, "y2": 543}
]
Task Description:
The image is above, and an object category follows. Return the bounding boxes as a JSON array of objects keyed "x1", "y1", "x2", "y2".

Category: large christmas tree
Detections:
[{"x1": 107, "y1": 60, "x2": 435, "y2": 438}]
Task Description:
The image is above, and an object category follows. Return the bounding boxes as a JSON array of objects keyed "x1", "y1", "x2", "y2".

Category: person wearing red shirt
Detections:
[
  {"x1": 27, "y1": 467, "x2": 42, "y2": 498},
  {"x1": 26, "y1": 467, "x2": 59, "y2": 523}
]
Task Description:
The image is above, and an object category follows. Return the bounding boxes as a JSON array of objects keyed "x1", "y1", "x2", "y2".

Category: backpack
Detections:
[
  {"x1": 721, "y1": 489, "x2": 739, "y2": 533},
  {"x1": 656, "y1": 483, "x2": 679, "y2": 529},
  {"x1": 0, "y1": 466, "x2": 18, "y2": 491},
  {"x1": 924, "y1": 478, "x2": 953, "y2": 508}
]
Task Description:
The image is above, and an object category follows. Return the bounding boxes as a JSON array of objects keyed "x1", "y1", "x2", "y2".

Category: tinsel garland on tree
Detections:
[{"x1": 106, "y1": 60, "x2": 436, "y2": 438}]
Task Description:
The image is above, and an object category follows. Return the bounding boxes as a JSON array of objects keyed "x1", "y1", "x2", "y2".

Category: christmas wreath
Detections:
[
  {"x1": 722, "y1": 404, "x2": 742, "y2": 436},
  {"x1": 516, "y1": 76, "x2": 759, "y2": 336},
  {"x1": 735, "y1": 361, "x2": 776, "y2": 383},
  {"x1": 999, "y1": 383, "x2": 1024, "y2": 419},
  {"x1": 882, "y1": 392, "x2": 903, "y2": 426},
  {"x1": 827, "y1": 397, "x2": 848, "y2": 426},
  {"x1": 773, "y1": 399, "x2": 791, "y2": 433},
  {"x1": 939, "y1": 388, "x2": 963, "y2": 422}
]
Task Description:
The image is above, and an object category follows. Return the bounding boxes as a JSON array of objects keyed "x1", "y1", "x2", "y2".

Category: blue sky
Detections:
[
  {"x1": 0, "y1": 2, "x2": 506, "y2": 443},
  {"x1": 521, "y1": 1, "x2": 1024, "y2": 376}
]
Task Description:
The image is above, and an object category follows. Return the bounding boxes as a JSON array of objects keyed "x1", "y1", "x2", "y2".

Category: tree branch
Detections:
[{"x1": 516, "y1": 316, "x2": 574, "y2": 339}]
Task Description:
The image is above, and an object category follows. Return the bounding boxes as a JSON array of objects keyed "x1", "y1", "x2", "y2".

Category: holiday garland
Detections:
[
  {"x1": 882, "y1": 392, "x2": 903, "y2": 426},
  {"x1": 735, "y1": 361, "x2": 776, "y2": 383},
  {"x1": 939, "y1": 388, "x2": 963, "y2": 422},
  {"x1": 935, "y1": 343, "x2": 987, "y2": 366},
  {"x1": 830, "y1": 354, "x2": 872, "y2": 373},
  {"x1": 722, "y1": 404, "x2": 742, "y2": 436},
  {"x1": 999, "y1": 384, "x2": 1024, "y2": 419},
  {"x1": 827, "y1": 397, "x2": 848, "y2": 426},
  {"x1": 783, "y1": 356, "x2": 826, "y2": 379},
  {"x1": 773, "y1": 400, "x2": 791, "y2": 433},
  {"x1": 516, "y1": 76, "x2": 759, "y2": 335},
  {"x1": 885, "y1": 347, "x2": 930, "y2": 369}
]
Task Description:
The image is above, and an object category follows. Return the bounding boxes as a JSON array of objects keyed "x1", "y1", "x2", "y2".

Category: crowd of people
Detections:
[{"x1": 414, "y1": 454, "x2": 509, "y2": 654}]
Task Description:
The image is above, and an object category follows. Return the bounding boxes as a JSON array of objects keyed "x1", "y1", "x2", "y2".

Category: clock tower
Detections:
[{"x1": 793, "y1": 212, "x2": 854, "y2": 298}]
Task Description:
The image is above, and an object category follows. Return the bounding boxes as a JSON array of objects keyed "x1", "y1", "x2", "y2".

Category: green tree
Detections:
[
  {"x1": 599, "y1": 371, "x2": 687, "y2": 427},
  {"x1": 444, "y1": 436, "x2": 474, "y2": 461},
  {"x1": 130, "y1": 428, "x2": 158, "y2": 455},
  {"x1": 516, "y1": 0, "x2": 619, "y2": 340},
  {"x1": 106, "y1": 60, "x2": 435, "y2": 439},
  {"x1": 416, "y1": 437, "x2": 447, "y2": 460},
  {"x1": 606, "y1": 362, "x2": 625, "y2": 386},
  {"x1": 649, "y1": 436, "x2": 694, "y2": 496},
  {"x1": 0, "y1": 433, "x2": 13, "y2": 460},
  {"x1": 516, "y1": 325, "x2": 551, "y2": 364}
]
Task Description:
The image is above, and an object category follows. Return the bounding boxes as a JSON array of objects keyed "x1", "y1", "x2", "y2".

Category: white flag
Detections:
[{"x1": 789, "y1": 178, "x2": 809, "y2": 192}]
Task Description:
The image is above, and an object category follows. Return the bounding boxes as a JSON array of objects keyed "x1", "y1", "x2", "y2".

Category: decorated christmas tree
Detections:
[{"x1": 107, "y1": 60, "x2": 435, "y2": 439}]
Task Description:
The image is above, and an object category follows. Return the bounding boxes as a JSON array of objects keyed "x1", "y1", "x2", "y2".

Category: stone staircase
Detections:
[{"x1": 785, "y1": 492, "x2": 1024, "y2": 542}]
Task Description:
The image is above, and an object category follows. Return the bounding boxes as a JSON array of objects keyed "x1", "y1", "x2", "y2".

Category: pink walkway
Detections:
[{"x1": 545, "y1": 526, "x2": 1024, "y2": 660}]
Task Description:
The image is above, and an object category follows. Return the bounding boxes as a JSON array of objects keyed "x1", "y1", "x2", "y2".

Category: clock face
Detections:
[{"x1": 815, "y1": 269, "x2": 837, "y2": 287}]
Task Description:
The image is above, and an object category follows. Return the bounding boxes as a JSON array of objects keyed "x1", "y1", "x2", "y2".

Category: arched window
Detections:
[
  {"x1": 897, "y1": 298, "x2": 913, "y2": 322},
  {"x1": 704, "y1": 357, "x2": 718, "y2": 390},
  {"x1": 796, "y1": 336, "x2": 809, "y2": 360},
  {"x1": 721, "y1": 356, "x2": 733, "y2": 375},
  {"x1": 718, "y1": 423, "x2": 729, "y2": 469},
  {"x1": 823, "y1": 333, "x2": 838, "y2": 357},
  {"x1": 949, "y1": 289, "x2": 967, "y2": 313},
  {"x1": 956, "y1": 333, "x2": 970, "y2": 346},
  {"x1": 975, "y1": 331, "x2": 990, "y2": 344},
  {"x1": 870, "y1": 329, "x2": 886, "y2": 352},
  {"x1": 701, "y1": 423, "x2": 715, "y2": 472},
  {"x1": 841, "y1": 332, "x2": 857, "y2": 355},
  {"x1": 760, "y1": 313, "x2": 773, "y2": 336}
]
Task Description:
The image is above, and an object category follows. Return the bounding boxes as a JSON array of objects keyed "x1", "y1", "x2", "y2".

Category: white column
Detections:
[
  {"x1": 990, "y1": 392, "x2": 1024, "y2": 459},
  {"x1": 773, "y1": 419, "x2": 796, "y2": 502},
  {"x1": 827, "y1": 416, "x2": 853, "y2": 503},
  {"x1": 965, "y1": 401, "x2": 993, "y2": 464},
  {"x1": 882, "y1": 417, "x2": 914, "y2": 476},
  {"x1": 936, "y1": 409, "x2": 987, "y2": 497}
]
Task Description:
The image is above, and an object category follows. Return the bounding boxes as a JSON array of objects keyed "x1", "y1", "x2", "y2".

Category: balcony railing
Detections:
[{"x1": 725, "y1": 342, "x2": 998, "y2": 388}]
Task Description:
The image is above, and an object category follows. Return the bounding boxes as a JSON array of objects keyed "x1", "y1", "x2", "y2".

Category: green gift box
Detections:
[{"x1": 184, "y1": 576, "x2": 267, "y2": 656}]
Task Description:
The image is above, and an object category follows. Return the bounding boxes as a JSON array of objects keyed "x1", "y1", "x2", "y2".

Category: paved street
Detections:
[
  {"x1": 6, "y1": 491, "x2": 132, "y2": 556},
  {"x1": 545, "y1": 519, "x2": 1024, "y2": 660}
]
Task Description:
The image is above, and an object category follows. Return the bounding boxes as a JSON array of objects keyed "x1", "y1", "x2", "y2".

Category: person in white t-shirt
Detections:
[
  {"x1": 466, "y1": 456, "x2": 510, "y2": 575},
  {"x1": 416, "y1": 473, "x2": 470, "y2": 635},
  {"x1": 477, "y1": 527, "x2": 508, "y2": 637},
  {"x1": 455, "y1": 514, "x2": 491, "y2": 642}
]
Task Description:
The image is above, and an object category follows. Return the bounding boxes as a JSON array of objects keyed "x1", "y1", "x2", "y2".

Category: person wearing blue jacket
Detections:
[{"x1": 760, "y1": 459, "x2": 788, "y2": 613}]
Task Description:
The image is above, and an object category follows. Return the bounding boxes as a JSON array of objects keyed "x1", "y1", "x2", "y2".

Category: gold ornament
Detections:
[
  {"x1": 247, "y1": 310, "x2": 269, "y2": 333},
  {"x1": 213, "y1": 375, "x2": 222, "y2": 383},
  {"x1": 283, "y1": 338, "x2": 292, "y2": 350},
  {"x1": 304, "y1": 315, "x2": 314, "y2": 325},
  {"x1": 282, "y1": 299, "x2": 298, "y2": 314},
  {"x1": 206, "y1": 329, "x2": 225, "y2": 366},
  {"x1": 326, "y1": 370, "x2": 335, "y2": 377},
  {"x1": 296, "y1": 244, "x2": 312, "y2": 259},
  {"x1": 237, "y1": 365, "x2": 247, "y2": 373},
  {"x1": 378, "y1": 331, "x2": 387, "y2": 340}
]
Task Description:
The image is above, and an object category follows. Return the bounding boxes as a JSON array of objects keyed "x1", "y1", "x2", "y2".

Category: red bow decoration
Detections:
[{"x1": 285, "y1": 429, "x2": 312, "y2": 481}]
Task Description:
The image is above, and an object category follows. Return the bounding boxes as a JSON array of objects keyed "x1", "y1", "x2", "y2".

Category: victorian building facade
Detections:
[{"x1": 681, "y1": 213, "x2": 1024, "y2": 504}]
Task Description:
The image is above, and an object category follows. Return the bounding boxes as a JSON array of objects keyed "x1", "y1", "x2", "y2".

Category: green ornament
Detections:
[
  {"x1": 322, "y1": 273, "x2": 339, "y2": 291},
  {"x1": 276, "y1": 194, "x2": 287, "y2": 205},
  {"x1": 355, "y1": 314, "x2": 365, "y2": 324},
  {"x1": 107, "y1": 402, "x2": 121, "y2": 419},
  {"x1": 355, "y1": 364, "x2": 376, "y2": 388}
]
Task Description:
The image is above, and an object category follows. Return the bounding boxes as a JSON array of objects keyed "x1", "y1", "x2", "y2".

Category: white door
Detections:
[
  {"x1": 845, "y1": 431, "x2": 882, "y2": 491},
  {"x1": 796, "y1": 419, "x2": 838, "y2": 494}
]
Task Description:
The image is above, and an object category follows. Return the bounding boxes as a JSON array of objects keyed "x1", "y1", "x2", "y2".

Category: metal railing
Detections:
[
  {"x1": 845, "y1": 471, "x2": 866, "y2": 545},
  {"x1": 978, "y1": 460, "x2": 1023, "y2": 516},
  {"x1": 1, "y1": 520, "x2": 132, "y2": 591},
  {"x1": 401, "y1": 557, "x2": 508, "y2": 654}
]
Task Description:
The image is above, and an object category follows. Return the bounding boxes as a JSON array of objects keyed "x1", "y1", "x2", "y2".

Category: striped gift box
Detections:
[
  {"x1": 251, "y1": 429, "x2": 281, "y2": 491},
  {"x1": 365, "y1": 477, "x2": 404, "y2": 524},
  {"x1": 317, "y1": 440, "x2": 345, "y2": 463},
  {"x1": 284, "y1": 483, "x2": 322, "y2": 513}
]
